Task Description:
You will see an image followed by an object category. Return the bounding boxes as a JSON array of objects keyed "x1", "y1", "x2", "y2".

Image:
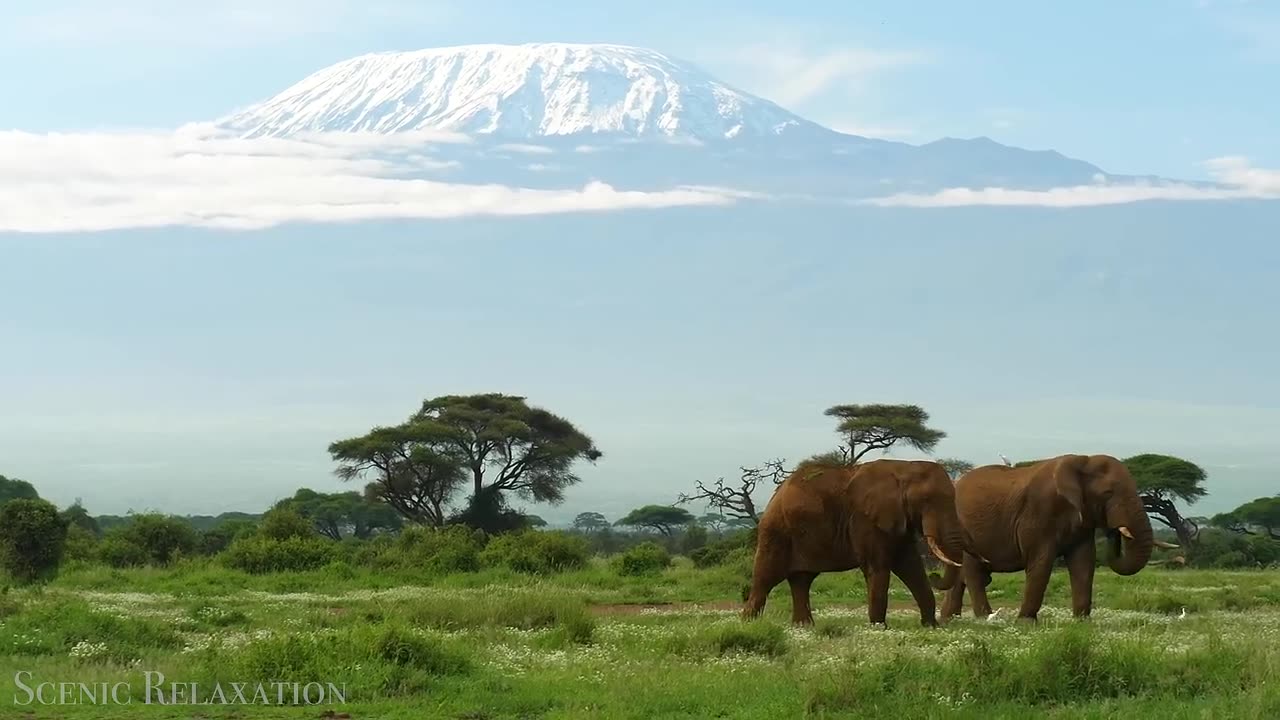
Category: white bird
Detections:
[
  {"x1": 986, "y1": 608, "x2": 1002, "y2": 622},
  {"x1": 1178, "y1": 607, "x2": 1187, "y2": 620},
  {"x1": 999, "y1": 453, "x2": 1012, "y2": 467}
]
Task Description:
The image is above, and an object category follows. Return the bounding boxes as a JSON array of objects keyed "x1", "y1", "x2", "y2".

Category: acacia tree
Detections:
[
  {"x1": 1212, "y1": 497, "x2": 1280, "y2": 540},
  {"x1": 676, "y1": 459, "x2": 788, "y2": 525},
  {"x1": 823, "y1": 403, "x2": 947, "y2": 463},
  {"x1": 410, "y1": 393, "x2": 603, "y2": 505},
  {"x1": 937, "y1": 458, "x2": 975, "y2": 480},
  {"x1": 615, "y1": 505, "x2": 695, "y2": 537},
  {"x1": 573, "y1": 511, "x2": 610, "y2": 533},
  {"x1": 274, "y1": 488, "x2": 402, "y2": 540},
  {"x1": 327, "y1": 422, "x2": 467, "y2": 526},
  {"x1": 1123, "y1": 453, "x2": 1208, "y2": 550}
]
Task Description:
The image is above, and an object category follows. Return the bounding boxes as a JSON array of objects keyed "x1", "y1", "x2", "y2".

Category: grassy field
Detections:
[{"x1": 4, "y1": 559, "x2": 1280, "y2": 719}]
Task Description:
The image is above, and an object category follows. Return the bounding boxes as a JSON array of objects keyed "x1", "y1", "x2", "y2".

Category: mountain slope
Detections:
[{"x1": 217, "y1": 42, "x2": 834, "y2": 142}]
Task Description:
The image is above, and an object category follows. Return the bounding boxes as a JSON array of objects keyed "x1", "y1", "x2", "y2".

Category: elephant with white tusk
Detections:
[
  {"x1": 743, "y1": 458, "x2": 966, "y2": 627},
  {"x1": 930, "y1": 453, "x2": 1176, "y2": 622}
]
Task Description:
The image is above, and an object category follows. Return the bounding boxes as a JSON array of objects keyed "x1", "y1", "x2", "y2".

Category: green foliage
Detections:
[
  {"x1": 257, "y1": 507, "x2": 316, "y2": 541},
  {"x1": 97, "y1": 533, "x2": 149, "y2": 568},
  {"x1": 60, "y1": 500, "x2": 100, "y2": 537},
  {"x1": 448, "y1": 484, "x2": 543, "y2": 534},
  {"x1": 479, "y1": 529, "x2": 590, "y2": 574},
  {"x1": 938, "y1": 457, "x2": 975, "y2": 479},
  {"x1": 689, "y1": 529, "x2": 756, "y2": 568},
  {"x1": 0, "y1": 475, "x2": 39, "y2": 506},
  {"x1": 610, "y1": 541, "x2": 672, "y2": 576},
  {"x1": 615, "y1": 505, "x2": 695, "y2": 536},
  {"x1": 61, "y1": 524, "x2": 100, "y2": 563},
  {"x1": 0, "y1": 498, "x2": 69, "y2": 583},
  {"x1": 823, "y1": 402, "x2": 946, "y2": 462},
  {"x1": 1123, "y1": 453, "x2": 1209, "y2": 504},
  {"x1": 274, "y1": 487, "x2": 402, "y2": 540},
  {"x1": 197, "y1": 519, "x2": 257, "y2": 555},
  {"x1": 98, "y1": 513, "x2": 199, "y2": 566},
  {"x1": 681, "y1": 523, "x2": 709, "y2": 554},
  {"x1": 410, "y1": 392, "x2": 604, "y2": 504},
  {"x1": 221, "y1": 536, "x2": 338, "y2": 574},
  {"x1": 351, "y1": 525, "x2": 484, "y2": 575},
  {"x1": 573, "y1": 511, "x2": 610, "y2": 532},
  {"x1": 372, "y1": 625, "x2": 473, "y2": 675},
  {"x1": 328, "y1": 422, "x2": 468, "y2": 527},
  {"x1": 1213, "y1": 496, "x2": 1280, "y2": 539}
]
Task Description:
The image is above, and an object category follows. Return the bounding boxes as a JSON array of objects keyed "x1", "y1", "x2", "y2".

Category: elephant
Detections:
[
  {"x1": 742, "y1": 458, "x2": 966, "y2": 627},
  {"x1": 931, "y1": 453, "x2": 1179, "y2": 621}
]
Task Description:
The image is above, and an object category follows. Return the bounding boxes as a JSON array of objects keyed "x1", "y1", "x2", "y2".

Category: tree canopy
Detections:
[
  {"x1": 573, "y1": 512, "x2": 610, "y2": 533},
  {"x1": 273, "y1": 488, "x2": 402, "y2": 540},
  {"x1": 1123, "y1": 453, "x2": 1208, "y2": 548},
  {"x1": 937, "y1": 458, "x2": 975, "y2": 480},
  {"x1": 410, "y1": 393, "x2": 602, "y2": 505},
  {"x1": 328, "y1": 422, "x2": 467, "y2": 526},
  {"x1": 823, "y1": 403, "x2": 946, "y2": 463},
  {"x1": 1212, "y1": 497, "x2": 1280, "y2": 540},
  {"x1": 0, "y1": 475, "x2": 39, "y2": 506},
  {"x1": 615, "y1": 505, "x2": 695, "y2": 536}
]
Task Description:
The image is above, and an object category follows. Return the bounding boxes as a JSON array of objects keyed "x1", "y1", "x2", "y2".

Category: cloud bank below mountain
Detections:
[
  {"x1": 0, "y1": 125, "x2": 745, "y2": 233},
  {"x1": 3, "y1": 126, "x2": 1279, "y2": 234}
]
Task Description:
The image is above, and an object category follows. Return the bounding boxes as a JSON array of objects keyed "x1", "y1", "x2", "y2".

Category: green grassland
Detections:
[{"x1": 4, "y1": 558, "x2": 1280, "y2": 719}]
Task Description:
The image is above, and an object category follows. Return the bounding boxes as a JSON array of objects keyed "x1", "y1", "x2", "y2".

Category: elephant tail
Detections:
[{"x1": 930, "y1": 562, "x2": 961, "y2": 590}]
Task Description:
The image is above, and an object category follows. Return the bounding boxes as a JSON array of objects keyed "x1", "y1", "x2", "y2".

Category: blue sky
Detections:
[
  {"x1": 1, "y1": 0, "x2": 1279, "y2": 521},
  {"x1": 3, "y1": 0, "x2": 1279, "y2": 180}
]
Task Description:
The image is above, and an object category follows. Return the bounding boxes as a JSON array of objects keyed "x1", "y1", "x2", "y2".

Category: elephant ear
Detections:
[
  {"x1": 851, "y1": 465, "x2": 907, "y2": 535},
  {"x1": 1052, "y1": 455, "x2": 1087, "y2": 526}
]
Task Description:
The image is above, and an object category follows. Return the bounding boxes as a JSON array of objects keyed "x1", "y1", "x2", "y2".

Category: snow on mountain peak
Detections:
[{"x1": 216, "y1": 42, "x2": 830, "y2": 142}]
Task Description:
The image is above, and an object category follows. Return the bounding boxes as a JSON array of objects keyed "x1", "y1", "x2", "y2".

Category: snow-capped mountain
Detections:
[
  {"x1": 217, "y1": 43, "x2": 832, "y2": 143},
  {"x1": 213, "y1": 42, "x2": 1143, "y2": 194}
]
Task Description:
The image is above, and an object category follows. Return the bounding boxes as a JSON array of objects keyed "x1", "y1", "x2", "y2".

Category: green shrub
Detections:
[
  {"x1": 97, "y1": 534, "x2": 149, "y2": 568},
  {"x1": 383, "y1": 525, "x2": 483, "y2": 574},
  {"x1": 221, "y1": 536, "x2": 337, "y2": 574},
  {"x1": 106, "y1": 513, "x2": 199, "y2": 566},
  {"x1": 0, "y1": 498, "x2": 69, "y2": 583},
  {"x1": 61, "y1": 524, "x2": 100, "y2": 563},
  {"x1": 610, "y1": 541, "x2": 671, "y2": 576},
  {"x1": 199, "y1": 520, "x2": 257, "y2": 555},
  {"x1": 372, "y1": 626, "x2": 472, "y2": 675},
  {"x1": 257, "y1": 507, "x2": 315, "y2": 541},
  {"x1": 479, "y1": 530, "x2": 590, "y2": 574},
  {"x1": 688, "y1": 529, "x2": 755, "y2": 568}
]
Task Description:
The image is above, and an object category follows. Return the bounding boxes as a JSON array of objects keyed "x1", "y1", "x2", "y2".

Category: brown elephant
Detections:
[
  {"x1": 931, "y1": 453, "x2": 1178, "y2": 621},
  {"x1": 742, "y1": 458, "x2": 966, "y2": 627}
]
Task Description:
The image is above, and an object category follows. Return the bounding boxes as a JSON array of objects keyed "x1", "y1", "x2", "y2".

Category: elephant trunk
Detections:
[
  {"x1": 1105, "y1": 495, "x2": 1154, "y2": 576},
  {"x1": 922, "y1": 508, "x2": 965, "y2": 569}
]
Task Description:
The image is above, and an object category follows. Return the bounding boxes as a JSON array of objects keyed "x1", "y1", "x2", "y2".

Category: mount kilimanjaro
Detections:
[{"x1": 213, "y1": 42, "x2": 1143, "y2": 195}]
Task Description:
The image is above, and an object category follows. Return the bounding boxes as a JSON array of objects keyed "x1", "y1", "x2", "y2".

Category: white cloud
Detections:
[
  {"x1": 861, "y1": 157, "x2": 1280, "y2": 208},
  {"x1": 494, "y1": 143, "x2": 555, "y2": 155},
  {"x1": 0, "y1": 126, "x2": 745, "y2": 233},
  {"x1": 3, "y1": 0, "x2": 451, "y2": 48}
]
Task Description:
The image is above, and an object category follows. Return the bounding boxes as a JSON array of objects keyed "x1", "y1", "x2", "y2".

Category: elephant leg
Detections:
[
  {"x1": 1066, "y1": 540, "x2": 1096, "y2": 618},
  {"x1": 940, "y1": 576, "x2": 965, "y2": 622},
  {"x1": 861, "y1": 564, "x2": 891, "y2": 626},
  {"x1": 1018, "y1": 550, "x2": 1056, "y2": 621},
  {"x1": 891, "y1": 550, "x2": 937, "y2": 627},
  {"x1": 742, "y1": 543, "x2": 787, "y2": 620},
  {"x1": 963, "y1": 556, "x2": 993, "y2": 618},
  {"x1": 787, "y1": 572, "x2": 817, "y2": 625}
]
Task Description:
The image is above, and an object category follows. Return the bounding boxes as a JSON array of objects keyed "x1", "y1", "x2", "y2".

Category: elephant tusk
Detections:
[
  {"x1": 1117, "y1": 526, "x2": 1134, "y2": 540},
  {"x1": 927, "y1": 536, "x2": 963, "y2": 567},
  {"x1": 1153, "y1": 540, "x2": 1180, "y2": 549}
]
